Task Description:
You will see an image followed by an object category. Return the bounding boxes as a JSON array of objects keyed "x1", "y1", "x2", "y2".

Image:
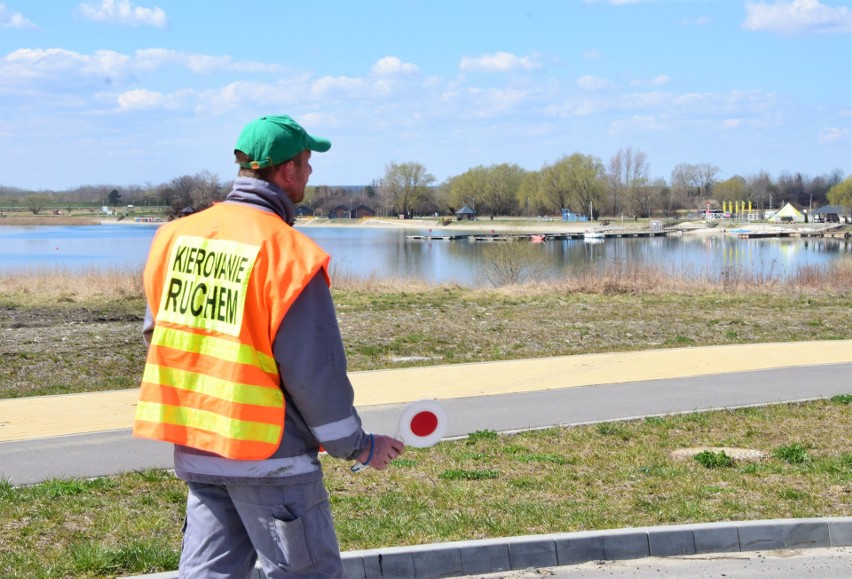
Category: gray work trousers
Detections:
[{"x1": 179, "y1": 479, "x2": 345, "y2": 578}]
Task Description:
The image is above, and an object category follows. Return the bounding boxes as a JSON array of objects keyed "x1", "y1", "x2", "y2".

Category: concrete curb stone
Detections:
[{"x1": 122, "y1": 517, "x2": 852, "y2": 579}]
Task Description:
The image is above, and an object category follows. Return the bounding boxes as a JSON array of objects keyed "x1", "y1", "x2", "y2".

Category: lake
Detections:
[{"x1": 0, "y1": 224, "x2": 849, "y2": 286}]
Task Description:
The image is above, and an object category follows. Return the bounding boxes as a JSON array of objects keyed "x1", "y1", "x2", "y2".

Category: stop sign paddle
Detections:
[{"x1": 352, "y1": 399, "x2": 447, "y2": 472}]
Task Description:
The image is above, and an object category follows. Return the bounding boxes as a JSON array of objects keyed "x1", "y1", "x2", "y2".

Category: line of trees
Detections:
[{"x1": 0, "y1": 150, "x2": 848, "y2": 220}]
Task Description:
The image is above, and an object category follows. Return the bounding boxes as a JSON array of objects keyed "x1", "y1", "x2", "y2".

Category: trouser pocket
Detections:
[{"x1": 269, "y1": 513, "x2": 315, "y2": 571}]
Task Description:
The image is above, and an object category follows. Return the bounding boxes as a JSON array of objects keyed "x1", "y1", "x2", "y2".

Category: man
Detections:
[{"x1": 134, "y1": 115, "x2": 404, "y2": 578}]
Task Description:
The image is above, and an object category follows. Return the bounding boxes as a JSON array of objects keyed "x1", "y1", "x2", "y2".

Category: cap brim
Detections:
[{"x1": 307, "y1": 135, "x2": 331, "y2": 153}]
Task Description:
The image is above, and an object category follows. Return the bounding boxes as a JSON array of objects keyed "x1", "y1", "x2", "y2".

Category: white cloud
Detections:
[
  {"x1": 577, "y1": 75, "x2": 612, "y2": 91},
  {"x1": 818, "y1": 127, "x2": 850, "y2": 143},
  {"x1": 459, "y1": 87, "x2": 529, "y2": 118},
  {"x1": 459, "y1": 52, "x2": 541, "y2": 73},
  {"x1": 2, "y1": 48, "x2": 133, "y2": 86},
  {"x1": 133, "y1": 49, "x2": 278, "y2": 74},
  {"x1": 0, "y1": 3, "x2": 38, "y2": 29},
  {"x1": 371, "y1": 56, "x2": 419, "y2": 76},
  {"x1": 630, "y1": 74, "x2": 670, "y2": 87},
  {"x1": 78, "y1": 0, "x2": 167, "y2": 28},
  {"x1": 582, "y1": 49, "x2": 601, "y2": 60},
  {"x1": 0, "y1": 47, "x2": 275, "y2": 93},
  {"x1": 117, "y1": 89, "x2": 178, "y2": 110},
  {"x1": 743, "y1": 0, "x2": 852, "y2": 35},
  {"x1": 312, "y1": 75, "x2": 367, "y2": 97},
  {"x1": 681, "y1": 16, "x2": 713, "y2": 26}
]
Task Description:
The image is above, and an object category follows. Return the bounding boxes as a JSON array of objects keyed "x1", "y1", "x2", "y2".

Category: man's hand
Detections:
[{"x1": 356, "y1": 434, "x2": 405, "y2": 470}]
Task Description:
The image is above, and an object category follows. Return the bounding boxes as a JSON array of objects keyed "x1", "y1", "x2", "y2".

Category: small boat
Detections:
[
  {"x1": 530, "y1": 234, "x2": 546, "y2": 243},
  {"x1": 583, "y1": 230, "x2": 605, "y2": 240}
]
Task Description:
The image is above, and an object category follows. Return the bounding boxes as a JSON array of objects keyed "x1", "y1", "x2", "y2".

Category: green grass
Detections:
[
  {"x1": 3, "y1": 286, "x2": 851, "y2": 399},
  {"x1": 1, "y1": 398, "x2": 849, "y2": 577}
]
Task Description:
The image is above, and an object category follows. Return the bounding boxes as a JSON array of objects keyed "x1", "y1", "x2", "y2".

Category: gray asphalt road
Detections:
[{"x1": 2, "y1": 363, "x2": 849, "y2": 485}]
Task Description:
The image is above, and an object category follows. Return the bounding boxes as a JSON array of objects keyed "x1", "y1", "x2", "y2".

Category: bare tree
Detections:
[
  {"x1": 378, "y1": 162, "x2": 435, "y2": 218},
  {"x1": 670, "y1": 163, "x2": 700, "y2": 207},
  {"x1": 608, "y1": 148, "x2": 649, "y2": 217},
  {"x1": 746, "y1": 171, "x2": 775, "y2": 210},
  {"x1": 696, "y1": 163, "x2": 720, "y2": 199},
  {"x1": 191, "y1": 170, "x2": 224, "y2": 210},
  {"x1": 671, "y1": 163, "x2": 718, "y2": 210},
  {"x1": 24, "y1": 194, "x2": 48, "y2": 215}
]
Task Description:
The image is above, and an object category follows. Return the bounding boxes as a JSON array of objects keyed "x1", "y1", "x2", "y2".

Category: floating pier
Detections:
[{"x1": 406, "y1": 230, "x2": 674, "y2": 242}]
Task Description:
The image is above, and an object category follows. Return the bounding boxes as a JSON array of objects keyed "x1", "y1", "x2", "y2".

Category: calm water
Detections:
[{"x1": 0, "y1": 224, "x2": 849, "y2": 286}]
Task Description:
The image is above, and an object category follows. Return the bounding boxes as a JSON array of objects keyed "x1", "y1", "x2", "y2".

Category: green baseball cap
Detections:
[{"x1": 234, "y1": 115, "x2": 331, "y2": 169}]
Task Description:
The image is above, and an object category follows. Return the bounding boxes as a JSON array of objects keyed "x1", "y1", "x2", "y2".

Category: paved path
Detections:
[
  {"x1": 1, "y1": 340, "x2": 850, "y2": 579},
  {"x1": 1, "y1": 340, "x2": 850, "y2": 485}
]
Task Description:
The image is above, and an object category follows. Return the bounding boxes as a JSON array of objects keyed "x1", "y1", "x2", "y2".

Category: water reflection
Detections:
[{"x1": 0, "y1": 224, "x2": 849, "y2": 287}]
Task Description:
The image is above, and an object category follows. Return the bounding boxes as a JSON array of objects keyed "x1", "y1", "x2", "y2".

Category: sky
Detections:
[{"x1": 0, "y1": 0, "x2": 850, "y2": 191}]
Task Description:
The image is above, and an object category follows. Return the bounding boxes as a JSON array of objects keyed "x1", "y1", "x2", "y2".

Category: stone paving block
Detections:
[
  {"x1": 342, "y1": 554, "x2": 366, "y2": 579},
  {"x1": 738, "y1": 521, "x2": 785, "y2": 551},
  {"x1": 412, "y1": 545, "x2": 463, "y2": 578},
  {"x1": 508, "y1": 537, "x2": 558, "y2": 569},
  {"x1": 602, "y1": 530, "x2": 650, "y2": 561},
  {"x1": 693, "y1": 525, "x2": 740, "y2": 554},
  {"x1": 783, "y1": 521, "x2": 831, "y2": 549},
  {"x1": 460, "y1": 542, "x2": 511, "y2": 575},
  {"x1": 648, "y1": 528, "x2": 696, "y2": 557},
  {"x1": 555, "y1": 534, "x2": 605, "y2": 565},
  {"x1": 827, "y1": 519, "x2": 852, "y2": 546},
  {"x1": 362, "y1": 551, "x2": 414, "y2": 578}
]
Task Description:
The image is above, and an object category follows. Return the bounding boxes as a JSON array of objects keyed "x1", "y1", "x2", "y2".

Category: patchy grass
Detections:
[
  {"x1": 1, "y1": 398, "x2": 849, "y2": 576},
  {"x1": 1, "y1": 264, "x2": 851, "y2": 398}
]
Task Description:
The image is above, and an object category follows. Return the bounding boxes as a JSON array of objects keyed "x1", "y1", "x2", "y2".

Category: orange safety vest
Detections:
[{"x1": 133, "y1": 203, "x2": 330, "y2": 460}]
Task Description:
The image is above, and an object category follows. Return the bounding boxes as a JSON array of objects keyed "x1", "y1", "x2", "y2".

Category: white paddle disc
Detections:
[{"x1": 397, "y1": 399, "x2": 447, "y2": 448}]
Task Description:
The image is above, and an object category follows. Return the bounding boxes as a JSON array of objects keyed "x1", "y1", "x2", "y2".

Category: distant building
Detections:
[
  {"x1": 352, "y1": 204, "x2": 376, "y2": 219},
  {"x1": 294, "y1": 205, "x2": 314, "y2": 217},
  {"x1": 455, "y1": 205, "x2": 476, "y2": 221},
  {"x1": 327, "y1": 205, "x2": 350, "y2": 219},
  {"x1": 327, "y1": 204, "x2": 376, "y2": 219},
  {"x1": 811, "y1": 205, "x2": 851, "y2": 224}
]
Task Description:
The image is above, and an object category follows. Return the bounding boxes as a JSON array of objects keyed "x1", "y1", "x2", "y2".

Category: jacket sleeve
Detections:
[
  {"x1": 272, "y1": 272, "x2": 369, "y2": 460},
  {"x1": 142, "y1": 304, "x2": 155, "y2": 347}
]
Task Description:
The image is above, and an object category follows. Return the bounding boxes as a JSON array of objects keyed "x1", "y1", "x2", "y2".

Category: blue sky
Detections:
[{"x1": 1, "y1": 0, "x2": 850, "y2": 191}]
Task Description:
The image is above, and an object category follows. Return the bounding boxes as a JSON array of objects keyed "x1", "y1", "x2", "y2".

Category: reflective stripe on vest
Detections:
[{"x1": 133, "y1": 204, "x2": 330, "y2": 460}]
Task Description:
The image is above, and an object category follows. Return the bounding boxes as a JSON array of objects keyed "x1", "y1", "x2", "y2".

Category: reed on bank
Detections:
[{"x1": 3, "y1": 257, "x2": 849, "y2": 301}]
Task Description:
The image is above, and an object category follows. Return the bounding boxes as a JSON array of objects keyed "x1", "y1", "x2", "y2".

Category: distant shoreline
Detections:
[{"x1": 0, "y1": 213, "x2": 845, "y2": 238}]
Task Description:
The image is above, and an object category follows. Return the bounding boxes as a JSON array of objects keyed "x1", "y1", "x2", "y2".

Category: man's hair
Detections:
[{"x1": 235, "y1": 150, "x2": 304, "y2": 181}]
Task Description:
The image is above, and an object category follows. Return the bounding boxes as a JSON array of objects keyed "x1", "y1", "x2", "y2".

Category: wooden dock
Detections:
[
  {"x1": 730, "y1": 230, "x2": 850, "y2": 240},
  {"x1": 406, "y1": 230, "x2": 674, "y2": 242}
]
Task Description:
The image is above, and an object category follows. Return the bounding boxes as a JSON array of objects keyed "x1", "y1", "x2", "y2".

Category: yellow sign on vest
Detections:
[{"x1": 157, "y1": 235, "x2": 260, "y2": 337}]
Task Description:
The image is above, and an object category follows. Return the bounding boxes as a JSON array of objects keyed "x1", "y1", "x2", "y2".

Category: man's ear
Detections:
[{"x1": 276, "y1": 161, "x2": 293, "y2": 184}]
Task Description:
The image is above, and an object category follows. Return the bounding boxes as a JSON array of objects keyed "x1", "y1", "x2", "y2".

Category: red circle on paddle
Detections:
[{"x1": 410, "y1": 411, "x2": 438, "y2": 437}]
